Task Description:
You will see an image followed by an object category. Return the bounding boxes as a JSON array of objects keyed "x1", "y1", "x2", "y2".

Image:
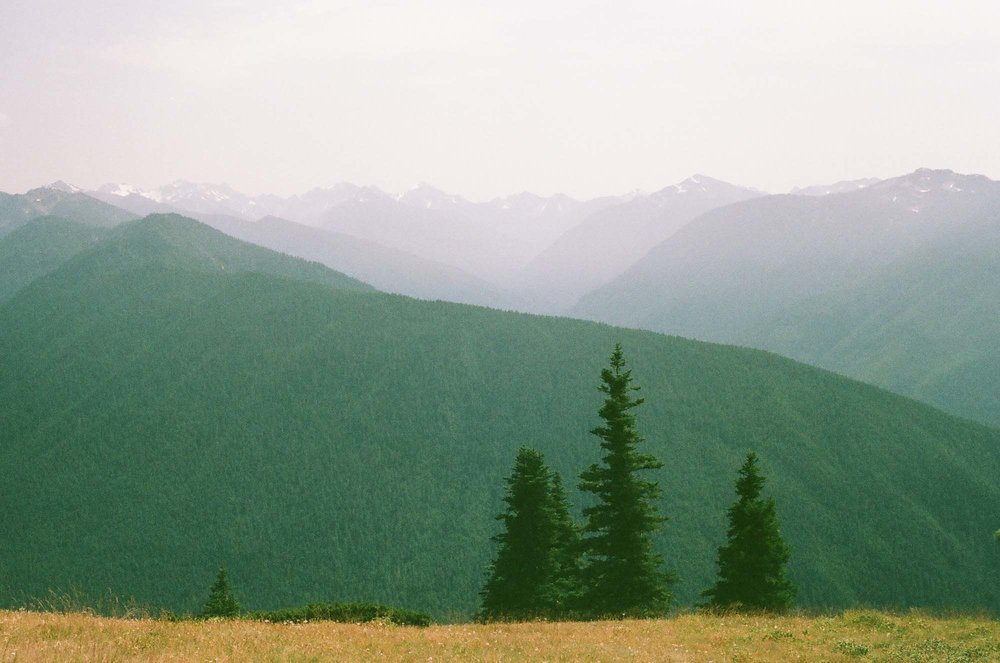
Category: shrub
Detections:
[{"x1": 248, "y1": 602, "x2": 431, "y2": 627}]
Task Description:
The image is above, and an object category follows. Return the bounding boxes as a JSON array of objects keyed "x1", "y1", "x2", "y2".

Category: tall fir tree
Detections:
[
  {"x1": 479, "y1": 447, "x2": 582, "y2": 621},
  {"x1": 201, "y1": 567, "x2": 241, "y2": 618},
  {"x1": 702, "y1": 452, "x2": 796, "y2": 612},
  {"x1": 578, "y1": 344, "x2": 672, "y2": 618}
]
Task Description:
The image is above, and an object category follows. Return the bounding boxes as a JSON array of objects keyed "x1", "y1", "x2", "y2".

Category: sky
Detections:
[{"x1": 1, "y1": 0, "x2": 999, "y2": 200}]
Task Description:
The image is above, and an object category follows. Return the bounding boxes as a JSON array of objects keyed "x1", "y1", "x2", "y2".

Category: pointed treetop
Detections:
[
  {"x1": 735, "y1": 452, "x2": 765, "y2": 501},
  {"x1": 578, "y1": 344, "x2": 671, "y2": 618},
  {"x1": 702, "y1": 452, "x2": 795, "y2": 612},
  {"x1": 610, "y1": 343, "x2": 626, "y2": 372},
  {"x1": 201, "y1": 566, "x2": 241, "y2": 618}
]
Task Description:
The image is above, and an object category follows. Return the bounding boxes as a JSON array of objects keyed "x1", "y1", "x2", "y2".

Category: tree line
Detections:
[{"x1": 479, "y1": 344, "x2": 796, "y2": 621}]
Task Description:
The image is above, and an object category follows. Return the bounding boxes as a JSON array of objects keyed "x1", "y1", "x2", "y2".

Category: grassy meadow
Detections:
[{"x1": 1, "y1": 610, "x2": 997, "y2": 662}]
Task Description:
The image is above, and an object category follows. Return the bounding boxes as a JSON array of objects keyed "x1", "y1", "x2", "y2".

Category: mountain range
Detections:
[
  {"x1": 574, "y1": 168, "x2": 1000, "y2": 425},
  {"x1": 86, "y1": 177, "x2": 743, "y2": 286},
  {"x1": 0, "y1": 212, "x2": 997, "y2": 619},
  {"x1": 513, "y1": 175, "x2": 763, "y2": 311},
  {"x1": 200, "y1": 213, "x2": 510, "y2": 307},
  {"x1": 6, "y1": 168, "x2": 1000, "y2": 428},
  {"x1": 1, "y1": 185, "x2": 136, "y2": 236}
]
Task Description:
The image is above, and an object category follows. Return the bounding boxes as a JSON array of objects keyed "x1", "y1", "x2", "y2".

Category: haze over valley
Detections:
[{"x1": 5, "y1": 166, "x2": 998, "y2": 428}]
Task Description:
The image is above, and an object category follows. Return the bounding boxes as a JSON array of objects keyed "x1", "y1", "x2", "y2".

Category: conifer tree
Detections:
[
  {"x1": 702, "y1": 452, "x2": 796, "y2": 612},
  {"x1": 479, "y1": 447, "x2": 581, "y2": 621},
  {"x1": 201, "y1": 567, "x2": 241, "y2": 618},
  {"x1": 578, "y1": 344, "x2": 672, "y2": 618},
  {"x1": 547, "y1": 472, "x2": 584, "y2": 615}
]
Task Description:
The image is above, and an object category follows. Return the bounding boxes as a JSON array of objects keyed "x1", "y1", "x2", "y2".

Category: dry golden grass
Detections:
[{"x1": 1, "y1": 609, "x2": 997, "y2": 662}]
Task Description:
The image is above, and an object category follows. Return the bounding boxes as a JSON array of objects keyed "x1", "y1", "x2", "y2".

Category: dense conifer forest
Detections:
[{"x1": 0, "y1": 215, "x2": 998, "y2": 619}]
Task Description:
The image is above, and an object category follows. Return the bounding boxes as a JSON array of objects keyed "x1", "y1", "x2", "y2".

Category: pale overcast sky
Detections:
[{"x1": 1, "y1": 0, "x2": 999, "y2": 199}]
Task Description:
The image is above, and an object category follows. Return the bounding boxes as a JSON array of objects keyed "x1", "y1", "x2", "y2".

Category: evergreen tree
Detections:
[
  {"x1": 479, "y1": 447, "x2": 581, "y2": 621},
  {"x1": 578, "y1": 344, "x2": 672, "y2": 618},
  {"x1": 702, "y1": 452, "x2": 796, "y2": 612},
  {"x1": 547, "y1": 472, "x2": 584, "y2": 616},
  {"x1": 201, "y1": 567, "x2": 241, "y2": 618}
]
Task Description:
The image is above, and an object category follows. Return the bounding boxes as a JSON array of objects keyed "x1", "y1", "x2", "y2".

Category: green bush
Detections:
[
  {"x1": 834, "y1": 640, "x2": 869, "y2": 657},
  {"x1": 248, "y1": 602, "x2": 431, "y2": 627}
]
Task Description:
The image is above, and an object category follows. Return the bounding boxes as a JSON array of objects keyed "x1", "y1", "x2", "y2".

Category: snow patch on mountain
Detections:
[{"x1": 46, "y1": 180, "x2": 82, "y2": 193}]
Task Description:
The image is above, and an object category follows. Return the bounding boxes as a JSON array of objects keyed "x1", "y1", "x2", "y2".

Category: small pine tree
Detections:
[
  {"x1": 201, "y1": 567, "x2": 241, "y2": 618},
  {"x1": 578, "y1": 344, "x2": 673, "y2": 618},
  {"x1": 479, "y1": 447, "x2": 582, "y2": 621},
  {"x1": 702, "y1": 452, "x2": 796, "y2": 612}
]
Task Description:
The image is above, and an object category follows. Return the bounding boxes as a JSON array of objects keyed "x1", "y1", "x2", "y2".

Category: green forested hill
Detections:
[
  {"x1": 0, "y1": 188, "x2": 136, "y2": 235},
  {"x1": 745, "y1": 217, "x2": 1000, "y2": 426},
  {"x1": 61, "y1": 214, "x2": 374, "y2": 293},
  {"x1": 200, "y1": 213, "x2": 510, "y2": 307},
  {"x1": 0, "y1": 217, "x2": 107, "y2": 302},
  {"x1": 0, "y1": 216, "x2": 997, "y2": 619},
  {"x1": 571, "y1": 170, "x2": 1000, "y2": 427}
]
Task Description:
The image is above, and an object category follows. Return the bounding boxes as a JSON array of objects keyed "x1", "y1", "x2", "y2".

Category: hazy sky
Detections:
[{"x1": 2, "y1": 0, "x2": 999, "y2": 200}]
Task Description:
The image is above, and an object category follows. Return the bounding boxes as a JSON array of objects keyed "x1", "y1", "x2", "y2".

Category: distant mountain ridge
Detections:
[
  {"x1": 86, "y1": 177, "x2": 752, "y2": 287},
  {"x1": 89, "y1": 180, "x2": 627, "y2": 282},
  {"x1": 512, "y1": 175, "x2": 764, "y2": 311},
  {"x1": 72, "y1": 214, "x2": 374, "y2": 294},
  {"x1": 790, "y1": 177, "x2": 881, "y2": 196},
  {"x1": 12, "y1": 169, "x2": 1000, "y2": 426},
  {"x1": 84, "y1": 174, "x2": 759, "y2": 290},
  {"x1": 201, "y1": 214, "x2": 509, "y2": 307},
  {"x1": 0, "y1": 187, "x2": 137, "y2": 236},
  {"x1": 574, "y1": 167, "x2": 1000, "y2": 425}
]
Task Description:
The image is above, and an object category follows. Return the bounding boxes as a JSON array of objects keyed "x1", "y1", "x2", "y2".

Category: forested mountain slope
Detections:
[
  {"x1": 0, "y1": 188, "x2": 136, "y2": 235},
  {"x1": 0, "y1": 216, "x2": 107, "y2": 302},
  {"x1": 64, "y1": 214, "x2": 374, "y2": 293},
  {"x1": 0, "y1": 215, "x2": 997, "y2": 619},
  {"x1": 315, "y1": 190, "x2": 534, "y2": 282},
  {"x1": 514, "y1": 176, "x2": 762, "y2": 311},
  {"x1": 574, "y1": 169, "x2": 1000, "y2": 425},
  {"x1": 200, "y1": 214, "x2": 509, "y2": 307},
  {"x1": 745, "y1": 214, "x2": 1000, "y2": 425}
]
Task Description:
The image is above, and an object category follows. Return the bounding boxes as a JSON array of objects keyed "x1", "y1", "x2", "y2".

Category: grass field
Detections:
[{"x1": 1, "y1": 610, "x2": 997, "y2": 661}]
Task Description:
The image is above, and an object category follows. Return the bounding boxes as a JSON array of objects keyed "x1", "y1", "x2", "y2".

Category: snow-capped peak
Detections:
[
  {"x1": 97, "y1": 182, "x2": 150, "y2": 198},
  {"x1": 46, "y1": 180, "x2": 82, "y2": 193},
  {"x1": 398, "y1": 183, "x2": 467, "y2": 210},
  {"x1": 157, "y1": 180, "x2": 239, "y2": 203},
  {"x1": 652, "y1": 174, "x2": 746, "y2": 198},
  {"x1": 875, "y1": 168, "x2": 995, "y2": 199},
  {"x1": 673, "y1": 175, "x2": 710, "y2": 194}
]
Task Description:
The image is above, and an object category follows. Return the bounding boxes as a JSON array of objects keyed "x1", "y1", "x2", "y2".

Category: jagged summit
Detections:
[
  {"x1": 98, "y1": 182, "x2": 149, "y2": 198},
  {"x1": 46, "y1": 180, "x2": 82, "y2": 193},
  {"x1": 652, "y1": 174, "x2": 761, "y2": 199},
  {"x1": 791, "y1": 178, "x2": 881, "y2": 196},
  {"x1": 863, "y1": 168, "x2": 999, "y2": 213},
  {"x1": 491, "y1": 191, "x2": 582, "y2": 215},
  {"x1": 156, "y1": 180, "x2": 242, "y2": 203},
  {"x1": 873, "y1": 167, "x2": 995, "y2": 194},
  {"x1": 397, "y1": 183, "x2": 468, "y2": 210}
]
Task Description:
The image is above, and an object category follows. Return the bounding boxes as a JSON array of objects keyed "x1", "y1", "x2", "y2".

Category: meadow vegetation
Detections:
[{"x1": 1, "y1": 609, "x2": 996, "y2": 662}]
